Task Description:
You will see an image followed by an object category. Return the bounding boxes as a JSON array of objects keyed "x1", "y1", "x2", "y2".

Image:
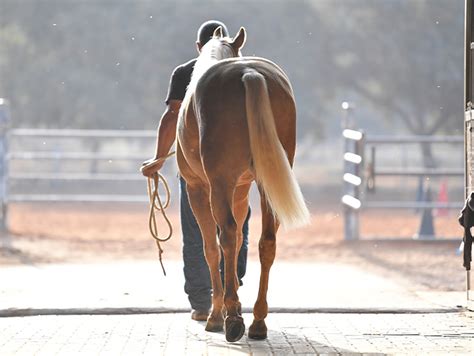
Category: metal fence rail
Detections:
[
  {"x1": 9, "y1": 173, "x2": 143, "y2": 181},
  {"x1": 7, "y1": 194, "x2": 149, "y2": 203},
  {"x1": 372, "y1": 169, "x2": 463, "y2": 177},
  {"x1": 365, "y1": 136, "x2": 463, "y2": 144},
  {"x1": 9, "y1": 128, "x2": 156, "y2": 138},
  {"x1": 7, "y1": 152, "x2": 147, "y2": 160},
  {"x1": 364, "y1": 201, "x2": 462, "y2": 210}
]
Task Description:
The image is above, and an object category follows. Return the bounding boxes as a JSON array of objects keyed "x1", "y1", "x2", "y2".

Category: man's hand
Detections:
[
  {"x1": 141, "y1": 158, "x2": 164, "y2": 178},
  {"x1": 143, "y1": 100, "x2": 181, "y2": 178}
]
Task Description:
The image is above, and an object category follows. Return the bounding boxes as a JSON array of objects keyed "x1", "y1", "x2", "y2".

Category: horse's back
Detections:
[
  {"x1": 196, "y1": 57, "x2": 294, "y2": 105},
  {"x1": 195, "y1": 56, "x2": 296, "y2": 145}
]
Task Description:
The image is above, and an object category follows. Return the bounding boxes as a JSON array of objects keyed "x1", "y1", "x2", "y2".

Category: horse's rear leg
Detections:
[
  {"x1": 210, "y1": 181, "x2": 245, "y2": 342},
  {"x1": 249, "y1": 187, "x2": 279, "y2": 340},
  {"x1": 186, "y1": 184, "x2": 225, "y2": 332},
  {"x1": 232, "y1": 183, "x2": 252, "y2": 298}
]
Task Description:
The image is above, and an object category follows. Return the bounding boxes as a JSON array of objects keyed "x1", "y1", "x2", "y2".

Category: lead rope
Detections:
[{"x1": 144, "y1": 151, "x2": 176, "y2": 276}]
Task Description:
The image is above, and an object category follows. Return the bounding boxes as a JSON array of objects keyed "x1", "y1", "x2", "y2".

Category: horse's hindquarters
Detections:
[{"x1": 193, "y1": 59, "x2": 297, "y2": 183}]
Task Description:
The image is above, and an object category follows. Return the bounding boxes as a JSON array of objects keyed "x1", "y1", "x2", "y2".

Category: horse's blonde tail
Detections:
[{"x1": 242, "y1": 69, "x2": 310, "y2": 229}]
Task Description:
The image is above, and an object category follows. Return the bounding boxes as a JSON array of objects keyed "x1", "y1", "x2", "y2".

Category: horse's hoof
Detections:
[
  {"x1": 224, "y1": 315, "x2": 245, "y2": 342},
  {"x1": 248, "y1": 319, "x2": 267, "y2": 340},
  {"x1": 205, "y1": 314, "x2": 224, "y2": 332}
]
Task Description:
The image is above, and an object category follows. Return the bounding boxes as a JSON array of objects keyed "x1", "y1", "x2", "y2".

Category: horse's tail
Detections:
[{"x1": 242, "y1": 69, "x2": 310, "y2": 229}]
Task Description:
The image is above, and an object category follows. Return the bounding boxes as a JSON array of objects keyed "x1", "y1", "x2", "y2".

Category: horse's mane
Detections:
[{"x1": 179, "y1": 38, "x2": 235, "y2": 119}]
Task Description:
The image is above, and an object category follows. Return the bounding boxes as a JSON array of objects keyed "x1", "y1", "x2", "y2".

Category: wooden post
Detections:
[
  {"x1": 464, "y1": 0, "x2": 473, "y2": 310},
  {"x1": 466, "y1": 0, "x2": 473, "y2": 114}
]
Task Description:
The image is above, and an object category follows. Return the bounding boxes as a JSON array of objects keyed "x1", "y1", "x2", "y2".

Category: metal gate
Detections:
[
  {"x1": 342, "y1": 130, "x2": 463, "y2": 241},
  {"x1": 0, "y1": 121, "x2": 168, "y2": 232}
]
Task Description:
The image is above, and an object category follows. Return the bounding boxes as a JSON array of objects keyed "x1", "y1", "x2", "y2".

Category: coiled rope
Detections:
[{"x1": 142, "y1": 151, "x2": 176, "y2": 276}]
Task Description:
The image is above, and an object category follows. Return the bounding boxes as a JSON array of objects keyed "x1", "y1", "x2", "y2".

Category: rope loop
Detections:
[
  {"x1": 142, "y1": 151, "x2": 176, "y2": 276},
  {"x1": 147, "y1": 173, "x2": 173, "y2": 242}
]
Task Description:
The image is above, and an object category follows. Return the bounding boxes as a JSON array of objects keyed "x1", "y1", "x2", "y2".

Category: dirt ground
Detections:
[{"x1": 0, "y1": 203, "x2": 467, "y2": 291}]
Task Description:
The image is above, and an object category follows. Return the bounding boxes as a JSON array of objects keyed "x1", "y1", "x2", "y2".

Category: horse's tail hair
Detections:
[{"x1": 242, "y1": 69, "x2": 310, "y2": 229}]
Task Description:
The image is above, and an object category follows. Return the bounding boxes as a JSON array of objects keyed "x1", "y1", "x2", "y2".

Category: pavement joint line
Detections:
[{"x1": 0, "y1": 306, "x2": 467, "y2": 317}]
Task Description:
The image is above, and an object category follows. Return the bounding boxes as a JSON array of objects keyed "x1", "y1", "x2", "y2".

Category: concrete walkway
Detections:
[
  {"x1": 0, "y1": 260, "x2": 465, "y2": 313},
  {"x1": 0, "y1": 260, "x2": 472, "y2": 354}
]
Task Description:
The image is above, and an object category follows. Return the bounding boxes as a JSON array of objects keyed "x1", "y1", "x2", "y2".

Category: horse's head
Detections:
[
  {"x1": 199, "y1": 26, "x2": 246, "y2": 60},
  {"x1": 184, "y1": 26, "x2": 247, "y2": 111},
  {"x1": 213, "y1": 26, "x2": 246, "y2": 57}
]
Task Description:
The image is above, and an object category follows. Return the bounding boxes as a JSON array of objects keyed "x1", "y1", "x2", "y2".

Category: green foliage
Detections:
[
  {"x1": 0, "y1": 0, "x2": 465, "y2": 142},
  {"x1": 316, "y1": 0, "x2": 464, "y2": 136}
]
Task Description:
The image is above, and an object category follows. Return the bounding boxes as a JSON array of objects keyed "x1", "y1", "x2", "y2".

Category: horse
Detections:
[{"x1": 177, "y1": 26, "x2": 310, "y2": 342}]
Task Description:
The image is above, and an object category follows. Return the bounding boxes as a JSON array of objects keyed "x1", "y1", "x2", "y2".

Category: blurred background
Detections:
[{"x1": 0, "y1": 0, "x2": 467, "y2": 291}]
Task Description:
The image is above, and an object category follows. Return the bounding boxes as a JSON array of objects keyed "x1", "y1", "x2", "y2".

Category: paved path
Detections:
[
  {"x1": 1, "y1": 313, "x2": 473, "y2": 355},
  {"x1": 0, "y1": 260, "x2": 472, "y2": 354}
]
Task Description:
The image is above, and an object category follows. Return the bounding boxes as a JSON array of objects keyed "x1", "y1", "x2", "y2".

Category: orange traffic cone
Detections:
[{"x1": 434, "y1": 180, "x2": 448, "y2": 217}]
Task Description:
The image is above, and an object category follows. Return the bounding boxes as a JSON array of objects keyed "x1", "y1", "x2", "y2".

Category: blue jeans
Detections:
[{"x1": 180, "y1": 177, "x2": 250, "y2": 311}]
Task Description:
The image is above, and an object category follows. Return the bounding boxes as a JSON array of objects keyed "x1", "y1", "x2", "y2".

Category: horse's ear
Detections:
[
  {"x1": 213, "y1": 26, "x2": 223, "y2": 38},
  {"x1": 231, "y1": 27, "x2": 246, "y2": 50}
]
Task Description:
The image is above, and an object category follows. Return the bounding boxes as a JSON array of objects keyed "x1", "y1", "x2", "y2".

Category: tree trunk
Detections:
[{"x1": 420, "y1": 142, "x2": 437, "y2": 169}]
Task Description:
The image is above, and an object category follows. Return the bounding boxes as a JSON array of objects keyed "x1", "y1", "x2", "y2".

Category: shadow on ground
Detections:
[{"x1": 191, "y1": 321, "x2": 354, "y2": 355}]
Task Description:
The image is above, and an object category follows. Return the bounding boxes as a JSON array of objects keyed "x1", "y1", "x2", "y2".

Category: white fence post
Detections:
[{"x1": 342, "y1": 129, "x2": 364, "y2": 241}]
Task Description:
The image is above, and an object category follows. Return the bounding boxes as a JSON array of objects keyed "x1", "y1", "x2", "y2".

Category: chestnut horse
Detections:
[{"x1": 177, "y1": 27, "x2": 310, "y2": 342}]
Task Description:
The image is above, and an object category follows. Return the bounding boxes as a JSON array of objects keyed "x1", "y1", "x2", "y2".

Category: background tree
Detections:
[
  {"x1": 316, "y1": 0, "x2": 464, "y2": 166},
  {"x1": 0, "y1": 0, "x2": 465, "y2": 160}
]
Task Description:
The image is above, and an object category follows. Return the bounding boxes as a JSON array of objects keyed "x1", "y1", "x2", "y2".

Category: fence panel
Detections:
[{"x1": 1, "y1": 128, "x2": 171, "y2": 230}]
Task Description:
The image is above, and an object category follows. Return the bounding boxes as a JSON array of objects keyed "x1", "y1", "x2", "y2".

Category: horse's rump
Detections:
[
  {"x1": 178, "y1": 58, "x2": 283, "y2": 183},
  {"x1": 192, "y1": 57, "x2": 295, "y2": 160}
]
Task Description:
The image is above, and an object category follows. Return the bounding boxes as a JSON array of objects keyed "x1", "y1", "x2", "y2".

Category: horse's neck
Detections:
[
  {"x1": 179, "y1": 57, "x2": 216, "y2": 120},
  {"x1": 190, "y1": 56, "x2": 219, "y2": 89},
  {"x1": 180, "y1": 41, "x2": 232, "y2": 118},
  {"x1": 189, "y1": 43, "x2": 231, "y2": 93}
]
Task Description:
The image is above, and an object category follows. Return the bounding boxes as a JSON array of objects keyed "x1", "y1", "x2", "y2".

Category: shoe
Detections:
[{"x1": 191, "y1": 309, "x2": 209, "y2": 321}]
